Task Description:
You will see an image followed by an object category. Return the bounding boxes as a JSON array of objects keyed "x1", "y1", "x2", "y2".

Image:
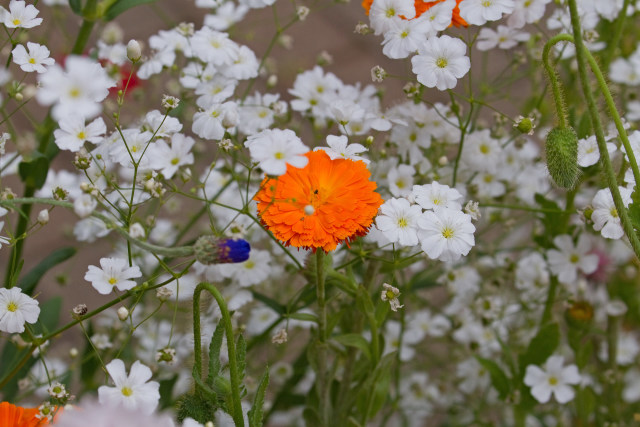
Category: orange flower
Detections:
[
  {"x1": 0, "y1": 402, "x2": 48, "y2": 427},
  {"x1": 255, "y1": 150, "x2": 383, "y2": 252},
  {"x1": 361, "y1": 0, "x2": 467, "y2": 27}
]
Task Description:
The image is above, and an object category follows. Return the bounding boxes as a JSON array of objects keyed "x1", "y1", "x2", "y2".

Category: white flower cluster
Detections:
[{"x1": 375, "y1": 181, "x2": 475, "y2": 262}]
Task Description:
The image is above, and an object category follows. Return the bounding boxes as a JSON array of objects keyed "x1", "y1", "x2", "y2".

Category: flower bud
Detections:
[
  {"x1": 545, "y1": 126, "x2": 579, "y2": 189},
  {"x1": 193, "y1": 236, "x2": 251, "y2": 265},
  {"x1": 37, "y1": 209, "x2": 49, "y2": 225},
  {"x1": 126, "y1": 39, "x2": 142, "y2": 63},
  {"x1": 117, "y1": 306, "x2": 129, "y2": 321},
  {"x1": 222, "y1": 109, "x2": 239, "y2": 129}
]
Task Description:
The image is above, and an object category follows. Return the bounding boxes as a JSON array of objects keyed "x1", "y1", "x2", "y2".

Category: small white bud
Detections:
[
  {"x1": 129, "y1": 222, "x2": 145, "y2": 239},
  {"x1": 296, "y1": 6, "x2": 310, "y2": 20},
  {"x1": 117, "y1": 306, "x2": 129, "y2": 321},
  {"x1": 438, "y1": 156, "x2": 448, "y2": 166},
  {"x1": 222, "y1": 109, "x2": 239, "y2": 129},
  {"x1": 304, "y1": 205, "x2": 315, "y2": 216},
  {"x1": 266, "y1": 74, "x2": 278, "y2": 88},
  {"x1": 126, "y1": 39, "x2": 142, "y2": 62},
  {"x1": 37, "y1": 209, "x2": 49, "y2": 225},
  {"x1": 69, "y1": 347, "x2": 78, "y2": 358}
]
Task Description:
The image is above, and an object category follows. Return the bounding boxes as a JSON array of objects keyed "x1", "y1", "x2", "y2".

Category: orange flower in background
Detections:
[
  {"x1": 361, "y1": 0, "x2": 467, "y2": 27},
  {"x1": 255, "y1": 150, "x2": 383, "y2": 252},
  {"x1": 0, "y1": 402, "x2": 48, "y2": 427}
]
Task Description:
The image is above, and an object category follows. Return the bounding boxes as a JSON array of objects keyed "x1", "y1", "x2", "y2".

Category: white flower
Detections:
[
  {"x1": 381, "y1": 18, "x2": 431, "y2": 59},
  {"x1": 12, "y1": 42, "x2": 54, "y2": 73},
  {"x1": 0, "y1": 287, "x2": 40, "y2": 333},
  {"x1": 97, "y1": 359, "x2": 160, "y2": 414},
  {"x1": 417, "y1": 208, "x2": 475, "y2": 262},
  {"x1": 192, "y1": 101, "x2": 238, "y2": 140},
  {"x1": 0, "y1": 0, "x2": 43, "y2": 29},
  {"x1": 412, "y1": 182, "x2": 463, "y2": 211},
  {"x1": 148, "y1": 133, "x2": 195, "y2": 179},
  {"x1": 53, "y1": 116, "x2": 106, "y2": 152},
  {"x1": 74, "y1": 194, "x2": 97, "y2": 218},
  {"x1": 381, "y1": 283, "x2": 404, "y2": 312},
  {"x1": 0, "y1": 221, "x2": 10, "y2": 249},
  {"x1": 314, "y1": 135, "x2": 369, "y2": 164},
  {"x1": 459, "y1": 0, "x2": 515, "y2": 26},
  {"x1": 411, "y1": 35, "x2": 470, "y2": 91},
  {"x1": 84, "y1": 258, "x2": 142, "y2": 295},
  {"x1": 54, "y1": 399, "x2": 175, "y2": 427},
  {"x1": 375, "y1": 197, "x2": 423, "y2": 247},
  {"x1": 244, "y1": 128, "x2": 309, "y2": 176},
  {"x1": 591, "y1": 187, "x2": 632, "y2": 239},
  {"x1": 524, "y1": 355, "x2": 581, "y2": 404},
  {"x1": 36, "y1": 56, "x2": 115, "y2": 121},
  {"x1": 476, "y1": 25, "x2": 530, "y2": 51},
  {"x1": 546, "y1": 234, "x2": 599, "y2": 284},
  {"x1": 577, "y1": 135, "x2": 616, "y2": 167},
  {"x1": 368, "y1": 0, "x2": 415, "y2": 35}
]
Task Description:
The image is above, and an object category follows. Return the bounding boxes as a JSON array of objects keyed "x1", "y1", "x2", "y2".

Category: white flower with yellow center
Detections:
[
  {"x1": 592, "y1": 187, "x2": 632, "y2": 240},
  {"x1": 0, "y1": 0, "x2": 43, "y2": 29},
  {"x1": 524, "y1": 355, "x2": 581, "y2": 404},
  {"x1": 546, "y1": 234, "x2": 598, "y2": 284},
  {"x1": 98, "y1": 359, "x2": 160, "y2": 414},
  {"x1": 0, "y1": 287, "x2": 40, "y2": 334},
  {"x1": 459, "y1": 0, "x2": 515, "y2": 26},
  {"x1": 411, "y1": 35, "x2": 470, "y2": 91},
  {"x1": 376, "y1": 197, "x2": 423, "y2": 247},
  {"x1": 11, "y1": 42, "x2": 54, "y2": 73},
  {"x1": 84, "y1": 257, "x2": 142, "y2": 295},
  {"x1": 417, "y1": 207, "x2": 475, "y2": 262}
]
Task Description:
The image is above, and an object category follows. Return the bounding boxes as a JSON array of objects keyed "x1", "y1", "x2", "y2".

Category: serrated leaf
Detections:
[
  {"x1": 19, "y1": 247, "x2": 76, "y2": 295},
  {"x1": 18, "y1": 154, "x2": 49, "y2": 189},
  {"x1": 518, "y1": 322, "x2": 560, "y2": 378},
  {"x1": 248, "y1": 368, "x2": 269, "y2": 427},
  {"x1": 104, "y1": 0, "x2": 159, "y2": 20},
  {"x1": 476, "y1": 357, "x2": 511, "y2": 400},
  {"x1": 207, "y1": 322, "x2": 225, "y2": 386},
  {"x1": 333, "y1": 333, "x2": 371, "y2": 360}
]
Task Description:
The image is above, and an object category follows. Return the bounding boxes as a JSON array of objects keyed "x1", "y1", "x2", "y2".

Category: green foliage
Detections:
[
  {"x1": 476, "y1": 356, "x2": 511, "y2": 400},
  {"x1": 333, "y1": 333, "x2": 372, "y2": 361},
  {"x1": 19, "y1": 247, "x2": 76, "y2": 295},
  {"x1": 248, "y1": 368, "x2": 269, "y2": 427},
  {"x1": 518, "y1": 322, "x2": 560, "y2": 375},
  {"x1": 18, "y1": 153, "x2": 49, "y2": 189},
  {"x1": 355, "y1": 352, "x2": 395, "y2": 422},
  {"x1": 104, "y1": 0, "x2": 159, "y2": 20}
]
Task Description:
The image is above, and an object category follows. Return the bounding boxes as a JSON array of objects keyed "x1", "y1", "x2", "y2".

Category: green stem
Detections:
[
  {"x1": 567, "y1": 0, "x2": 640, "y2": 260},
  {"x1": 606, "y1": 315, "x2": 620, "y2": 422},
  {"x1": 542, "y1": 35, "x2": 570, "y2": 128},
  {"x1": 540, "y1": 276, "x2": 559, "y2": 326},
  {"x1": 603, "y1": 0, "x2": 632, "y2": 69},
  {"x1": 193, "y1": 283, "x2": 244, "y2": 427},
  {"x1": 71, "y1": 0, "x2": 98, "y2": 55},
  {"x1": 315, "y1": 250, "x2": 331, "y2": 426}
]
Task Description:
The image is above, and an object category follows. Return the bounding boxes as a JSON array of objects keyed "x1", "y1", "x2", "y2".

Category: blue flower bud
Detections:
[{"x1": 193, "y1": 236, "x2": 250, "y2": 265}]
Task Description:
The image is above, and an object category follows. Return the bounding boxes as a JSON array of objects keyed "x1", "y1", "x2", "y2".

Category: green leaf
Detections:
[
  {"x1": 356, "y1": 353, "x2": 395, "y2": 421},
  {"x1": 18, "y1": 153, "x2": 49, "y2": 189},
  {"x1": 333, "y1": 333, "x2": 371, "y2": 360},
  {"x1": 236, "y1": 335, "x2": 247, "y2": 385},
  {"x1": 159, "y1": 375, "x2": 179, "y2": 409},
  {"x1": 251, "y1": 291, "x2": 285, "y2": 314},
  {"x1": 19, "y1": 247, "x2": 76, "y2": 295},
  {"x1": 32, "y1": 296, "x2": 62, "y2": 336},
  {"x1": 534, "y1": 194, "x2": 570, "y2": 244},
  {"x1": 69, "y1": 0, "x2": 82, "y2": 14},
  {"x1": 104, "y1": 0, "x2": 159, "y2": 20},
  {"x1": 628, "y1": 187, "x2": 640, "y2": 230},
  {"x1": 80, "y1": 321, "x2": 100, "y2": 389},
  {"x1": 374, "y1": 300, "x2": 390, "y2": 328},
  {"x1": 287, "y1": 312, "x2": 318, "y2": 323},
  {"x1": 248, "y1": 368, "x2": 269, "y2": 427},
  {"x1": 476, "y1": 356, "x2": 511, "y2": 400},
  {"x1": 518, "y1": 322, "x2": 560, "y2": 378},
  {"x1": 207, "y1": 322, "x2": 224, "y2": 385}
]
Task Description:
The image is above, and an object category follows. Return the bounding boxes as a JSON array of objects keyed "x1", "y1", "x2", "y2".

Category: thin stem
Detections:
[
  {"x1": 603, "y1": 0, "x2": 631, "y2": 69},
  {"x1": 542, "y1": 35, "x2": 569, "y2": 128},
  {"x1": 567, "y1": 0, "x2": 640, "y2": 260},
  {"x1": 193, "y1": 283, "x2": 244, "y2": 427},
  {"x1": 315, "y1": 250, "x2": 331, "y2": 426}
]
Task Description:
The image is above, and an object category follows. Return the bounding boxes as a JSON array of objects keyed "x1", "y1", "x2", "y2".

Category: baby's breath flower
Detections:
[
  {"x1": 381, "y1": 283, "x2": 404, "y2": 312},
  {"x1": 272, "y1": 328, "x2": 288, "y2": 344},
  {"x1": 465, "y1": 200, "x2": 481, "y2": 220},
  {"x1": 156, "y1": 347, "x2": 176, "y2": 364},
  {"x1": 48, "y1": 381, "x2": 68, "y2": 399},
  {"x1": 162, "y1": 94, "x2": 180, "y2": 110},
  {"x1": 296, "y1": 6, "x2": 310, "y2": 21},
  {"x1": 354, "y1": 22, "x2": 371, "y2": 35},
  {"x1": 514, "y1": 115, "x2": 535, "y2": 135},
  {"x1": 218, "y1": 138, "x2": 234, "y2": 151},
  {"x1": 371, "y1": 65, "x2": 387, "y2": 83},
  {"x1": 156, "y1": 287, "x2": 173, "y2": 302},
  {"x1": 37, "y1": 401, "x2": 55, "y2": 421}
]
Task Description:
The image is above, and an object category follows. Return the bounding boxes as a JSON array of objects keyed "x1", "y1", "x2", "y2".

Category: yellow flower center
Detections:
[
  {"x1": 610, "y1": 207, "x2": 618, "y2": 218},
  {"x1": 570, "y1": 254, "x2": 580, "y2": 264},
  {"x1": 69, "y1": 87, "x2": 81, "y2": 98},
  {"x1": 108, "y1": 277, "x2": 118, "y2": 285},
  {"x1": 483, "y1": 174, "x2": 494, "y2": 183},
  {"x1": 258, "y1": 110, "x2": 268, "y2": 118},
  {"x1": 77, "y1": 131, "x2": 86, "y2": 140},
  {"x1": 386, "y1": 8, "x2": 396, "y2": 17},
  {"x1": 397, "y1": 218, "x2": 408, "y2": 228},
  {"x1": 29, "y1": 58, "x2": 36, "y2": 64},
  {"x1": 482, "y1": 0, "x2": 492, "y2": 6},
  {"x1": 548, "y1": 376, "x2": 558, "y2": 386},
  {"x1": 480, "y1": 144, "x2": 489, "y2": 154},
  {"x1": 121, "y1": 386, "x2": 133, "y2": 396},
  {"x1": 7, "y1": 302, "x2": 18, "y2": 312},
  {"x1": 171, "y1": 157, "x2": 180, "y2": 165},
  {"x1": 274, "y1": 152, "x2": 284, "y2": 159},
  {"x1": 442, "y1": 227, "x2": 454, "y2": 239},
  {"x1": 385, "y1": 290, "x2": 396, "y2": 300},
  {"x1": 244, "y1": 260, "x2": 255, "y2": 269},
  {"x1": 211, "y1": 110, "x2": 220, "y2": 118},
  {"x1": 12, "y1": 19, "x2": 21, "y2": 26},
  {"x1": 400, "y1": 30, "x2": 409, "y2": 39},
  {"x1": 436, "y1": 57, "x2": 448, "y2": 68}
]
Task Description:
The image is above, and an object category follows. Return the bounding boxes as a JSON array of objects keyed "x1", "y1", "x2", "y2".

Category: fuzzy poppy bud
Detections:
[
  {"x1": 193, "y1": 236, "x2": 250, "y2": 265},
  {"x1": 545, "y1": 126, "x2": 579, "y2": 189}
]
